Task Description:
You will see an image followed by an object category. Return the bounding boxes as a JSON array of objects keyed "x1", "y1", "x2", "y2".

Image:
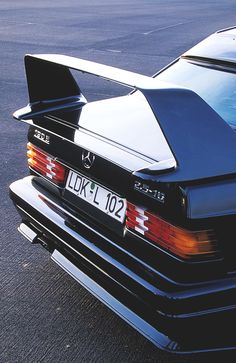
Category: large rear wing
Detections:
[
  {"x1": 14, "y1": 54, "x2": 236, "y2": 182},
  {"x1": 13, "y1": 54, "x2": 164, "y2": 123}
]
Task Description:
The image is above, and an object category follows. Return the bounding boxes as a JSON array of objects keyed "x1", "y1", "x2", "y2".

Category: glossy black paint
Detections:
[
  {"x1": 9, "y1": 177, "x2": 236, "y2": 353},
  {"x1": 10, "y1": 27, "x2": 236, "y2": 353},
  {"x1": 184, "y1": 27, "x2": 236, "y2": 64},
  {"x1": 139, "y1": 87, "x2": 236, "y2": 182},
  {"x1": 25, "y1": 56, "x2": 81, "y2": 102}
]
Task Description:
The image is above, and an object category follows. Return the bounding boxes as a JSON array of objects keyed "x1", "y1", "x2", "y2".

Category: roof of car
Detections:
[
  {"x1": 217, "y1": 26, "x2": 236, "y2": 36},
  {"x1": 183, "y1": 26, "x2": 236, "y2": 64}
]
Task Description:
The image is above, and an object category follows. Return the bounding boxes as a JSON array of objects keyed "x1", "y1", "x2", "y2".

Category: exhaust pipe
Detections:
[
  {"x1": 18, "y1": 223, "x2": 38, "y2": 243},
  {"x1": 18, "y1": 222, "x2": 53, "y2": 251}
]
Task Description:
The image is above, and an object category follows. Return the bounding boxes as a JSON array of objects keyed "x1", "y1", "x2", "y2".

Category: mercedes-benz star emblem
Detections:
[{"x1": 82, "y1": 150, "x2": 95, "y2": 169}]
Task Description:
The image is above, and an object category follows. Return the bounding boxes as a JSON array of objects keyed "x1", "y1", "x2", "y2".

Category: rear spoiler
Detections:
[
  {"x1": 14, "y1": 54, "x2": 158, "y2": 119},
  {"x1": 14, "y1": 54, "x2": 236, "y2": 182},
  {"x1": 13, "y1": 54, "x2": 162, "y2": 125}
]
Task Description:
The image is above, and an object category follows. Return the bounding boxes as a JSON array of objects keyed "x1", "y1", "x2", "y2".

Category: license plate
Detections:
[{"x1": 65, "y1": 170, "x2": 127, "y2": 223}]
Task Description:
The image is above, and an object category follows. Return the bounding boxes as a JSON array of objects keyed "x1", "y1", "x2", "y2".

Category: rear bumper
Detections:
[{"x1": 9, "y1": 176, "x2": 236, "y2": 354}]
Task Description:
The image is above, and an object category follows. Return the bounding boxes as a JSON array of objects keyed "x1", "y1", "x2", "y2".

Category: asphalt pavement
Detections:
[{"x1": 1, "y1": 1, "x2": 236, "y2": 362}]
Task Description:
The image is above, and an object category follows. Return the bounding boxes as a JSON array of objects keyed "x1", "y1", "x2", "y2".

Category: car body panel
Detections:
[
  {"x1": 10, "y1": 27, "x2": 236, "y2": 353},
  {"x1": 76, "y1": 91, "x2": 174, "y2": 164},
  {"x1": 9, "y1": 176, "x2": 236, "y2": 353},
  {"x1": 184, "y1": 27, "x2": 236, "y2": 64}
]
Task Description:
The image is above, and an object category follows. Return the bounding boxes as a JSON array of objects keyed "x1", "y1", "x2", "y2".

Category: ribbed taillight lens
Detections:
[
  {"x1": 27, "y1": 143, "x2": 67, "y2": 184},
  {"x1": 126, "y1": 202, "x2": 219, "y2": 260}
]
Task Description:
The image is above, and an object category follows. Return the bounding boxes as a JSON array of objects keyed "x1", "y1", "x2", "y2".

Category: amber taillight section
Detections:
[
  {"x1": 27, "y1": 143, "x2": 67, "y2": 184},
  {"x1": 126, "y1": 202, "x2": 219, "y2": 260}
]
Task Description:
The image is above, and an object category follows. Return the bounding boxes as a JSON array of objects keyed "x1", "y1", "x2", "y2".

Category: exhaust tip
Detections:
[{"x1": 18, "y1": 223, "x2": 38, "y2": 243}]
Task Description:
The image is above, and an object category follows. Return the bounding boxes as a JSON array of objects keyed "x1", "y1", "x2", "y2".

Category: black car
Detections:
[{"x1": 10, "y1": 26, "x2": 236, "y2": 354}]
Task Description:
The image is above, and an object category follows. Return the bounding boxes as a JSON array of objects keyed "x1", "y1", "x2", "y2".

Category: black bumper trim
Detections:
[
  {"x1": 9, "y1": 176, "x2": 236, "y2": 353},
  {"x1": 51, "y1": 249, "x2": 174, "y2": 352}
]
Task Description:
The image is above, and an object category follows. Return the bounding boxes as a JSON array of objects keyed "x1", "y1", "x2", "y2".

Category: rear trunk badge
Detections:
[
  {"x1": 82, "y1": 150, "x2": 95, "y2": 169},
  {"x1": 34, "y1": 129, "x2": 50, "y2": 144}
]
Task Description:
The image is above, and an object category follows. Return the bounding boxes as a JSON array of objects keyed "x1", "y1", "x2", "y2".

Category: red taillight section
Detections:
[
  {"x1": 27, "y1": 143, "x2": 67, "y2": 184},
  {"x1": 126, "y1": 202, "x2": 218, "y2": 260}
]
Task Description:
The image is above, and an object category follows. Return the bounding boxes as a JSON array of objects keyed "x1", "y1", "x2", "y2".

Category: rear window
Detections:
[{"x1": 155, "y1": 59, "x2": 236, "y2": 127}]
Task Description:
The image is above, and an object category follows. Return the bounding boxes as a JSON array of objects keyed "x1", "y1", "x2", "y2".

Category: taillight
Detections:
[
  {"x1": 126, "y1": 202, "x2": 219, "y2": 260},
  {"x1": 27, "y1": 143, "x2": 67, "y2": 185}
]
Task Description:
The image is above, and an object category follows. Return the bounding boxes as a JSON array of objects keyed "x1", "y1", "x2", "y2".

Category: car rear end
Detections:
[{"x1": 10, "y1": 51, "x2": 236, "y2": 354}]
